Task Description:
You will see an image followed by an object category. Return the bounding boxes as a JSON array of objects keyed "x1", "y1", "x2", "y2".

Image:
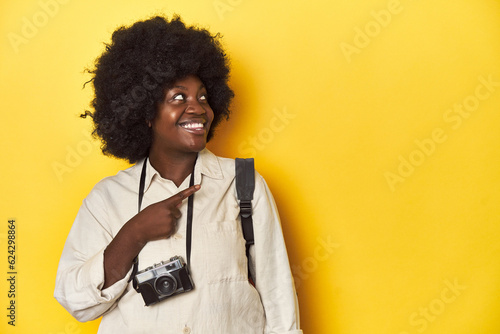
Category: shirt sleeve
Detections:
[
  {"x1": 250, "y1": 173, "x2": 303, "y2": 334},
  {"x1": 54, "y1": 188, "x2": 132, "y2": 322}
]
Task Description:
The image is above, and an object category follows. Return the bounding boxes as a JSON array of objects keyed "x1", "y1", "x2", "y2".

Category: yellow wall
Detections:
[{"x1": 1, "y1": 0, "x2": 500, "y2": 333}]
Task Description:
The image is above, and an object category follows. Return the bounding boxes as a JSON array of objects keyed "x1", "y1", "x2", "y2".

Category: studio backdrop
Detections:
[{"x1": 1, "y1": 0, "x2": 500, "y2": 333}]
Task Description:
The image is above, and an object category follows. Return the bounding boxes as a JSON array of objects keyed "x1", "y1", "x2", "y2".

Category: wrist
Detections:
[{"x1": 122, "y1": 218, "x2": 147, "y2": 251}]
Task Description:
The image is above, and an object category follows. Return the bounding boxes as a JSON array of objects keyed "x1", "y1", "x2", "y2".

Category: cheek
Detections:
[
  {"x1": 152, "y1": 116, "x2": 177, "y2": 138},
  {"x1": 207, "y1": 109, "x2": 215, "y2": 125},
  {"x1": 155, "y1": 112, "x2": 178, "y2": 128}
]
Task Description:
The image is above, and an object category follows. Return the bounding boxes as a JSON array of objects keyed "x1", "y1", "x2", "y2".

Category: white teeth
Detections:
[{"x1": 181, "y1": 123, "x2": 203, "y2": 129}]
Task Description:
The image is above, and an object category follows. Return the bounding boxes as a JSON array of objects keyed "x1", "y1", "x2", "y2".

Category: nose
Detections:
[{"x1": 185, "y1": 100, "x2": 206, "y2": 115}]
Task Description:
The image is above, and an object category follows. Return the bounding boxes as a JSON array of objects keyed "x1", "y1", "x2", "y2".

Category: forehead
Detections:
[{"x1": 169, "y1": 75, "x2": 205, "y2": 90}]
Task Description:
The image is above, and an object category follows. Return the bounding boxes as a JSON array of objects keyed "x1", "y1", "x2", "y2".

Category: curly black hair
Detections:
[{"x1": 82, "y1": 15, "x2": 234, "y2": 163}]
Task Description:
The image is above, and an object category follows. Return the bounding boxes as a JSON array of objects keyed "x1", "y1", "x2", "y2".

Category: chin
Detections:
[{"x1": 186, "y1": 142, "x2": 207, "y2": 153}]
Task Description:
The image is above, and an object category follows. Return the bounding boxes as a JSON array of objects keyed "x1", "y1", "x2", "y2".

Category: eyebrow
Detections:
[{"x1": 173, "y1": 84, "x2": 206, "y2": 91}]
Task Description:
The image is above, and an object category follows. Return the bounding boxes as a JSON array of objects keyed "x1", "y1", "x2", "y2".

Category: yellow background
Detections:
[{"x1": 1, "y1": 0, "x2": 500, "y2": 333}]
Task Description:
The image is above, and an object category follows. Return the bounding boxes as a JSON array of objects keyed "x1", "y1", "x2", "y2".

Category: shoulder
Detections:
[
  {"x1": 200, "y1": 149, "x2": 266, "y2": 182},
  {"x1": 85, "y1": 161, "x2": 143, "y2": 202},
  {"x1": 198, "y1": 149, "x2": 236, "y2": 180},
  {"x1": 202, "y1": 150, "x2": 270, "y2": 196}
]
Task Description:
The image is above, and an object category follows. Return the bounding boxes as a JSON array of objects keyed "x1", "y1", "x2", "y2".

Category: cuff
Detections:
[{"x1": 83, "y1": 247, "x2": 132, "y2": 304}]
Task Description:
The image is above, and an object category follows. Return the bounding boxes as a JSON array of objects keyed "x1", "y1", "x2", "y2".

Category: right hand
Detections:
[{"x1": 129, "y1": 184, "x2": 201, "y2": 244}]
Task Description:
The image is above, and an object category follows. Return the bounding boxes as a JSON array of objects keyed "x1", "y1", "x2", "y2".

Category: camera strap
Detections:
[
  {"x1": 131, "y1": 157, "x2": 195, "y2": 291},
  {"x1": 235, "y1": 158, "x2": 255, "y2": 282}
]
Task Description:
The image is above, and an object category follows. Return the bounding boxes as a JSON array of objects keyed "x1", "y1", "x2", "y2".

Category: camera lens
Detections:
[{"x1": 155, "y1": 275, "x2": 177, "y2": 296}]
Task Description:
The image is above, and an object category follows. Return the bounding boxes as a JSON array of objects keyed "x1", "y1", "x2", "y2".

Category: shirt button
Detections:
[{"x1": 182, "y1": 326, "x2": 191, "y2": 334}]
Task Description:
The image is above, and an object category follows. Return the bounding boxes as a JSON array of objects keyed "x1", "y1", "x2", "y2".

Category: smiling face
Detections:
[{"x1": 149, "y1": 75, "x2": 214, "y2": 158}]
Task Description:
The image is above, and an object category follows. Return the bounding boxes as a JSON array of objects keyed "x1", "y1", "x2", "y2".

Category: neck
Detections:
[{"x1": 148, "y1": 150, "x2": 198, "y2": 187}]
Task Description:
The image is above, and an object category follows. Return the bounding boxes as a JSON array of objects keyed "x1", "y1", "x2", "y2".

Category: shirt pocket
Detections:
[{"x1": 201, "y1": 220, "x2": 248, "y2": 284}]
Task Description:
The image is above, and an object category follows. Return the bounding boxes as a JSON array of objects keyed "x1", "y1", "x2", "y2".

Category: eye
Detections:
[
  {"x1": 173, "y1": 94, "x2": 185, "y2": 101},
  {"x1": 199, "y1": 94, "x2": 208, "y2": 101}
]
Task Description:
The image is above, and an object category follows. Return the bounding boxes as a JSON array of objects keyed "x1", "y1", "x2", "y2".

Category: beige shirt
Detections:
[{"x1": 54, "y1": 149, "x2": 302, "y2": 334}]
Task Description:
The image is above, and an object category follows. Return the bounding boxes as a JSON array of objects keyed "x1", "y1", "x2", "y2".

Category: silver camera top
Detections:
[{"x1": 135, "y1": 256, "x2": 185, "y2": 283}]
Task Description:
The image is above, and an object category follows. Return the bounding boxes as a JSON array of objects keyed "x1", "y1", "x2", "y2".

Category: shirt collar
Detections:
[{"x1": 138, "y1": 148, "x2": 223, "y2": 194}]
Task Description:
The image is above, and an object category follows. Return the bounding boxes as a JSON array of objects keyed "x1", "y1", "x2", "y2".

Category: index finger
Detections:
[{"x1": 166, "y1": 184, "x2": 201, "y2": 206}]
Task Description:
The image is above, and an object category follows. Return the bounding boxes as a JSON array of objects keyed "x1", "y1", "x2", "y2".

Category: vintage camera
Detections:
[{"x1": 134, "y1": 256, "x2": 194, "y2": 306}]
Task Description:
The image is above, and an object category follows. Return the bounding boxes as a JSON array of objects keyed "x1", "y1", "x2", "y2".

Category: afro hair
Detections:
[{"x1": 83, "y1": 15, "x2": 234, "y2": 163}]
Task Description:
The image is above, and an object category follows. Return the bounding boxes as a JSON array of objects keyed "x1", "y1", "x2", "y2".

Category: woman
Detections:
[{"x1": 54, "y1": 15, "x2": 302, "y2": 333}]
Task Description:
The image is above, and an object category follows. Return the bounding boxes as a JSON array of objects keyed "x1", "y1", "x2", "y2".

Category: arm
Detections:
[
  {"x1": 103, "y1": 184, "x2": 200, "y2": 288},
  {"x1": 250, "y1": 173, "x2": 303, "y2": 334},
  {"x1": 54, "y1": 183, "x2": 200, "y2": 321},
  {"x1": 54, "y1": 190, "x2": 127, "y2": 322}
]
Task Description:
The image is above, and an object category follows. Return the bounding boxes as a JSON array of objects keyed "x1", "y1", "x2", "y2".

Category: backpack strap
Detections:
[{"x1": 235, "y1": 158, "x2": 255, "y2": 277}]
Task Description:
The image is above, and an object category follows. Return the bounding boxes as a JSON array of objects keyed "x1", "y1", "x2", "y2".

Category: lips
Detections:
[
  {"x1": 180, "y1": 122, "x2": 204, "y2": 129},
  {"x1": 178, "y1": 119, "x2": 207, "y2": 134}
]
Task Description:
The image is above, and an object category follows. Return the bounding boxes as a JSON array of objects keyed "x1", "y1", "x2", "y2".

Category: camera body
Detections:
[{"x1": 134, "y1": 256, "x2": 194, "y2": 306}]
